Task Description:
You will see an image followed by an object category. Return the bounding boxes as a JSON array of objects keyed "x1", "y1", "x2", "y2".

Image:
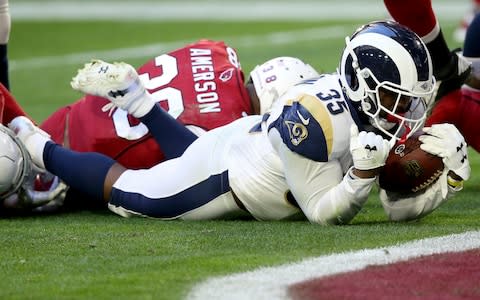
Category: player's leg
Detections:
[
  {"x1": 71, "y1": 59, "x2": 198, "y2": 159},
  {"x1": 44, "y1": 138, "x2": 242, "y2": 220},
  {"x1": 9, "y1": 115, "x2": 244, "y2": 220},
  {"x1": 457, "y1": 14, "x2": 480, "y2": 152},
  {"x1": 428, "y1": 14, "x2": 480, "y2": 152},
  {"x1": 108, "y1": 136, "x2": 242, "y2": 220},
  {"x1": 454, "y1": 0, "x2": 480, "y2": 42},
  {"x1": 384, "y1": 0, "x2": 447, "y2": 72},
  {"x1": 0, "y1": 0, "x2": 10, "y2": 90},
  {"x1": 463, "y1": 12, "x2": 480, "y2": 62},
  {"x1": 384, "y1": 0, "x2": 471, "y2": 98}
]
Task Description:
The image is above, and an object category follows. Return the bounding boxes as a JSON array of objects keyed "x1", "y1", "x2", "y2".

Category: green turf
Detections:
[{"x1": 2, "y1": 17, "x2": 478, "y2": 300}]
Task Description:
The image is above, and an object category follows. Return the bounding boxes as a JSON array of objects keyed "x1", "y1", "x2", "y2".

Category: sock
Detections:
[
  {"x1": 424, "y1": 30, "x2": 453, "y2": 79},
  {"x1": 43, "y1": 142, "x2": 116, "y2": 200},
  {"x1": 0, "y1": 44, "x2": 8, "y2": 90},
  {"x1": 139, "y1": 104, "x2": 198, "y2": 159}
]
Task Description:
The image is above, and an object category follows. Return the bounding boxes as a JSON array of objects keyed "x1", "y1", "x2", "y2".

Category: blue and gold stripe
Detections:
[{"x1": 268, "y1": 94, "x2": 334, "y2": 162}]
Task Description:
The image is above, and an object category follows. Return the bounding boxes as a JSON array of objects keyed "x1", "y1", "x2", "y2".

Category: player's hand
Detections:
[
  {"x1": 350, "y1": 125, "x2": 391, "y2": 173},
  {"x1": 419, "y1": 123, "x2": 470, "y2": 180}
]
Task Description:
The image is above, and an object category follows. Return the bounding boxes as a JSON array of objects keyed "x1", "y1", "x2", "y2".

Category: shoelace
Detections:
[{"x1": 101, "y1": 102, "x2": 117, "y2": 117}]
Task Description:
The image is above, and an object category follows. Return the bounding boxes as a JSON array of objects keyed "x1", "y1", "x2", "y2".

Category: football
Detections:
[{"x1": 378, "y1": 132, "x2": 444, "y2": 195}]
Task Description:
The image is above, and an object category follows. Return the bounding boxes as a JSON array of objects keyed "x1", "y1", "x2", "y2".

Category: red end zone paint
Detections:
[{"x1": 289, "y1": 249, "x2": 480, "y2": 300}]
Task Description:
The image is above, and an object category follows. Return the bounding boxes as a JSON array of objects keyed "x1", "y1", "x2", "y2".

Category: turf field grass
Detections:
[{"x1": 1, "y1": 17, "x2": 479, "y2": 300}]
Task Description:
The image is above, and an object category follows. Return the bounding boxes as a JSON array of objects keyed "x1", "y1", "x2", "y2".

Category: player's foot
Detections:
[
  {"x1": 8, "y1": 116, "x2": 51, "y2": 170},
  {"x1": 434, "y1": 50, "x2": 472, "y2": 101},
  {"x1": 71, "y1": 59, "x2": 152, "y2": 117}
]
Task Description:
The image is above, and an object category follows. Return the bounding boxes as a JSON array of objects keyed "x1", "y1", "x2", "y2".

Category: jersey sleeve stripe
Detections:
[{"x1": 297, "y1": 94, "x2": 334, "y2": 156}]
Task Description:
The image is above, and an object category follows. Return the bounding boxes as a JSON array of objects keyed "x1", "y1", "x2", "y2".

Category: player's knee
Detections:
[{"x1": 104, "y1": 163, "x2": 127, "y2": 201}]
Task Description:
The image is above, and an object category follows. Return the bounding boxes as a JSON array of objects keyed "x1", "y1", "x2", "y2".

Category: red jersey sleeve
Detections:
[
  {"x1": 40, "y1": 40, "x2": 251, "y2": 169},
  {"x1": 427, "y1": 88, "x2": 480, "y2": 152},
  {"x1": 0, "y1": 83, "x2": 31, "y2": 125}
]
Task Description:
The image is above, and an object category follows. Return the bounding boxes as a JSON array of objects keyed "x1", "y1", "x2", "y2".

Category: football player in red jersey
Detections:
[
  {"x1": 426, "y1": 13, "x2": 480, "y2": 153},
  {"x1": 384, "y1": 0, "x2": 479, "y2": 152},
  {"x1": 0, "y1": 39, "x2": 319, "y2": 213}
]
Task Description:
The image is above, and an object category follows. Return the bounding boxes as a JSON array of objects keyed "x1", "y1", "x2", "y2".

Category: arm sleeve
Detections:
[
  {"x1": 380, "y1": 168, "x2": 459, "y2": 221},
  {"x1": 266, "y1": 85, "x2": 375, "y2": 225},
  {"x1": 277, "y1": 141, "x2": 375, "y2": 225}
]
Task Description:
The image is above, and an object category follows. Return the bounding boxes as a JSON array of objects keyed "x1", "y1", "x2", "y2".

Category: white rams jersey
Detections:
[
  {"x1": 111, "y1": 73, "x2": 444, "y2": 223},
  {"x1": 227, "y1": 74, "x2": 368, "y2": 222}
]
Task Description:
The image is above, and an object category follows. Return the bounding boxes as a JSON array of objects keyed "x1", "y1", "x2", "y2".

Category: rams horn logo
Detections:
[{"x1": 285, "y1": 121, "x2": 308, "y2": 146}]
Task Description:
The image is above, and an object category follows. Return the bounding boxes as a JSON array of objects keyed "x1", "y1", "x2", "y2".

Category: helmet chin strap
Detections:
[{"x1": 369, "y1": 113, "x2": 411, "y2": 143}]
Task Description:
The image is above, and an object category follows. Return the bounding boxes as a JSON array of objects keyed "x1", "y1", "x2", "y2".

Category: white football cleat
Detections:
[
  {"x1": 8, "y1": 116, "x2": 51, "y2": 170},
  {"x1": 71, "y1": 59, "x2": 154, "y2": 118}
]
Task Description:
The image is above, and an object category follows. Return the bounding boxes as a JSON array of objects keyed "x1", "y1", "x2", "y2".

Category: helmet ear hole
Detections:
[
  {"x1": 339, "y1": 52, "x2": 367, "y2": 102},
  {"x1": 345, "y1": 55, "x2": 359, "y2": 91}
]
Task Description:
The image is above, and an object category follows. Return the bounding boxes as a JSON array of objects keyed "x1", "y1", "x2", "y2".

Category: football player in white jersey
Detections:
[{"x1": 8, "y1": 21, "x2": 471, "y2": 224}]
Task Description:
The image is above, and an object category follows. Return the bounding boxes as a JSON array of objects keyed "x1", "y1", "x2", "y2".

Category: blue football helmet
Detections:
[{"x1": 339, "y1": 20, "x2": 435, "y2": 140}]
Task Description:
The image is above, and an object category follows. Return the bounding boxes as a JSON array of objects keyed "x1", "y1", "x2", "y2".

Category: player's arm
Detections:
[
  {"x1": 266, "y1": 95, "x2": 390, "y2": 224},
  {"x1": 380, "y1": 123, "x2": 471, "y2": 221},
  {"x1": 277, "y1": 145, "x2": 376, "y2": 225}
]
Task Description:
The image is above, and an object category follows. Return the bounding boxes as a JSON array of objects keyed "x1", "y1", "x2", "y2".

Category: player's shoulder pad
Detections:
[{"x1": 268, "y1": 94, "x2": 334, "y2": 162}]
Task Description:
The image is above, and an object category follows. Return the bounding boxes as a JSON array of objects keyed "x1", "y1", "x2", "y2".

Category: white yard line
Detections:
[
  {"x1": 10, "y1": 1, "x2": 467, "y2": 21},
  {"x1": 9, "y1": 0, "x2": 467, "y2": 70},
  {"x1": 9, "y1": 25, "x2": 351, "y2": 70},
  {"x1": 187, "y1": 231, "x2": 480, "y2": 300}
]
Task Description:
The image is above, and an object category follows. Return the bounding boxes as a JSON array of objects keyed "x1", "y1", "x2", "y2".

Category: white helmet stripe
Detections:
[{"x1": 348, "y1": 32, "x2": 418, "y2": 89}]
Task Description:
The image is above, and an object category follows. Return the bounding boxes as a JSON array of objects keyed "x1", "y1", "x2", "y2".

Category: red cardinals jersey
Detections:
[
  {"x1": 40, "y1": 40, "x2": 252, "y2": 169},
  {"x1": 0, "y1": 83, "x2": 31, "y2": 125},
  {"x1": 426, "y1": 86, "x2": 480, "y2": 152}
]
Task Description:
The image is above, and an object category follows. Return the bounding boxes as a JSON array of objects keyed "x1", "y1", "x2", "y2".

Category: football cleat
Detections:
[
  {"x1": 71, "y1": 59, "x2": 154, "y2": 117},
  {"x1": 434, "y1": 50, "x2": 472, "y2": 101},
  {"x1": 8, "y1": 116, "x2": 51, "y2": 171}
]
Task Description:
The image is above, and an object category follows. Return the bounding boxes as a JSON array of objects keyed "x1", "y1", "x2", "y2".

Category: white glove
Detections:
[
  {"x1": 349, "y1": 125, "x2": 392, "y2": 171},
  {"x1": 419, "y1": 123, "x2": 470, "y2": 180}
]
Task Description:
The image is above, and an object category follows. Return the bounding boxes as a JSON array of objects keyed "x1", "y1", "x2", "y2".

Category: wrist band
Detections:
[{"x1": 447, "y1": 176, "x2": 463, "y2": 189}]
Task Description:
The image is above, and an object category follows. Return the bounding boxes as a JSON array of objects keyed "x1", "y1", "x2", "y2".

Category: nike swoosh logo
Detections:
[{"x1": 296, "y1": 110, "x2": 310, "y2": 125}]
